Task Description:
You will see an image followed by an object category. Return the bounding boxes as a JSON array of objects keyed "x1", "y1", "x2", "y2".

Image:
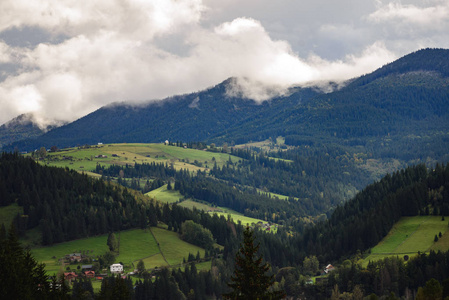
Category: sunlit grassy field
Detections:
[
  {"x1": 145, "y1": 185, "x2": 183, "y2": 204},
  {"x1": 151, "y1": 227, "x2": 205, "y2": 266},
  {"x1": 39, "y1": 143, "x2": 241, "y2": 173},
  {"x1": 363, "y1": 216, "x2": 449, "y2": 265}
]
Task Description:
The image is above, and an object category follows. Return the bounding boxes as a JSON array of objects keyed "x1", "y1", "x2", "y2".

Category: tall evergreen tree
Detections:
[
  {"x1": 107, "y1": 232, "x2": 118, "y2": 252},
  {"x1": 0, "y1": 224, "x2": 68, "y2": 299},
  {"x1": 224, "y1": 227, "x2": 284, "y2": 300}
]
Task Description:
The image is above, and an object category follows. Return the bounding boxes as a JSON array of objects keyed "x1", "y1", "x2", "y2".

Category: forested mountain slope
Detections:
[
  {"x1": 294, "y1": 163, "x2": 449, "y2": 262},
  {"x1": 0, "y1": 114, "x2": 49, "y2": 149},
  {"x1": 3, "y1": 80, "x2": 318, "y2": 151},
  {"x1": 5, "y1": 48, "x2": 449, "y2": 165},
  {"x1": 213, "y1": 49, "x2": 449, "y2": 163}
]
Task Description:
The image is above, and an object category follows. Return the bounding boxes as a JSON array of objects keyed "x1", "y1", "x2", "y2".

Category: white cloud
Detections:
[
  {"x1": 368, "y1": 1, "x2": 449, "y2": 28},
  {"x1": 0, "y1": 0, "x2": 205, "y2": 38},
  {"x1": 0, "y1": 0, "x2": 447, "y2": 127}
]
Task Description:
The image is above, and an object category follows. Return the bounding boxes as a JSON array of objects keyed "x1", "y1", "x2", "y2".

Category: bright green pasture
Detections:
[
  {"x1": 151, "y1": 227, "x2": 205, "y2": 266},
  {"x1": 142, "y1": 253, "x2": 169, "y2": 269},
  {"x1": 257, "y1": 190, "x2": 295, "y2": 201},
  {"x1": 31, "y1": 233, "x2": 109, "y2": 274},
  {"x1": 0, "y1": 203, "x2": 23, "y2": 229},
  {"x1": 31, "y1": 229, "x2": 160, "y2": 274},
  {"x1": 149, "y1": 144, "x2": 239, "y2": 166},
  {"x1": 363, "y1": 216, "x2": 449, "y2": 265},
  {"x1": 178, "y1": 200, "x2": 215, "y2": 211},
  {"x1": 178, "y1": 200, "x2": 269, "y2": 227},
  {"x1": 146, "y1": 185, "x2": 183, "y2": 204},
  {"x1": 41, "y1": 143, "x2": 242, "y2": 174},
  {"x1": 210, "y1": 207, "x2": 263, "y2": 225},
  {"x1": 115, "y1": 229, "x2": 159, "y2": 266}
]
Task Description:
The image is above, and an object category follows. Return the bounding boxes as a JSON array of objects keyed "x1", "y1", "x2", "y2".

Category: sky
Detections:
[{"x1": 0, "y1": 0, "x2": 448, "y2": 127}]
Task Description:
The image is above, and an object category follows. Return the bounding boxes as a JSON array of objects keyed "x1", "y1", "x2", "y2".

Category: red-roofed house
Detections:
[
  {"x1": 84, "y1": 271, "x2": 95, "y2": 278},
  {"x1": 64, "y1": 272, "x2": 78, "y2": 283}
]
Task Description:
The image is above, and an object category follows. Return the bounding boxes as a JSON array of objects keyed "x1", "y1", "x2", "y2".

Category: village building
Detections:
[
  {"x1": 66, "y1": 253, "x2": 82, "y2": 262},
  {"x1": 324, "y1": 264, "x2": 335, "y2": 274},
  {"x1": 81, "y1": 264, "x2": 93, "y2": 271},
  {"x1": 84, "y1": 271, "x2": 95, "y2": 278},
  {"x1": 64, "y1": 272, "x2": 78, "y2": 283},
  {"x1": 110, "y1": 263, "x2": 124, "y2": 274}
]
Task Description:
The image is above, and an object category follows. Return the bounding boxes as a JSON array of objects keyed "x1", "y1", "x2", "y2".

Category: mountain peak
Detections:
[{"x1": 351, "y1": 48, "x2": 449, "y2": 87}]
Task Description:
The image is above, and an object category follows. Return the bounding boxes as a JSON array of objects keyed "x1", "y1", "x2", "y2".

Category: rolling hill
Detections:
[{"x1": 3, "y1": 49, "x2": 449, "y2": 168}]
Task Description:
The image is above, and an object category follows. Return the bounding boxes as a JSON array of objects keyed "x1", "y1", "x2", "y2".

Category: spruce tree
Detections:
[{"x1": 224, "y1": 226, "x2": 284, "y2": 300}]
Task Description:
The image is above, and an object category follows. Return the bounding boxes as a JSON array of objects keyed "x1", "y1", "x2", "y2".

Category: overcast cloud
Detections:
[{"x1": 0, "y1": 0, "x2": 448, "y2": 127}]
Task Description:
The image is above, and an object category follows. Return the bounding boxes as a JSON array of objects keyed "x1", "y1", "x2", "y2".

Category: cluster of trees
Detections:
[
  {"x1": 313, "y1": 250, "x2": 449, "y2": 299},
  {"x1": 2, "y1": 150, "x2": 449, "y2": 299},
  {"x1": 291, "y1": 163, "x2": 449, "y2": 262},
  {"x1": 180, "y1": 220, "x2": 214, "y2": 249},
  {"x1": 212, "y1": 147, "x2": 369, "y2": 215},
  {"x1": 0, "y1": 153, "x2": 154, "y2": 244},
  {"x1": 0, "y1": 225, "x2": 69, "y2": 299}
]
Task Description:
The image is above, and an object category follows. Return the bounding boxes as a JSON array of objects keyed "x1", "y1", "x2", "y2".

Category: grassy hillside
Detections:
[
  {"x1": 38, "y1": 143, "x2": 240, "y2": 173},
  {"x1": 363, "y1": 216, "x2": 449, "y2": 265},
  {"x1": 31, "y1": 227, "x2": 208, "y2": 275},
  {"x1": 146, "y1": 184, "x2": 183, "y2": 204}
]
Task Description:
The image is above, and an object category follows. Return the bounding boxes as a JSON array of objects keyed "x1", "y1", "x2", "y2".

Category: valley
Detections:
[{"x1": 1, "y1": 49, "x2": 449, "y2": 299}]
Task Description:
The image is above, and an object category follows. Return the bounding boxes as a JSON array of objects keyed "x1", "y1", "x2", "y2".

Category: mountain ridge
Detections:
[{"x1": 3, "y1": 48, "x2": 449, "y2": 161}]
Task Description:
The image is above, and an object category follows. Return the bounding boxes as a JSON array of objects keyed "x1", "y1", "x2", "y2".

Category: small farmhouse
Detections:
[
  {"x1": 324, "y1": 264, "x2": 335, "y2": 274},
  {"x1": 66, "y1": 253, "x2": 82, "y2": 262},
  {"x1": 84, "y1": 271, "x2": 95, "y2": 278},
  {"x1": 81, "y1": 264, "x2": 93, "y2": 271},
  {"x1": 110, "y1": 263, "x2": 124, "y2": 274},
  {"x1": 64, "y1": 272, "x2": 78, "y2": 283}
]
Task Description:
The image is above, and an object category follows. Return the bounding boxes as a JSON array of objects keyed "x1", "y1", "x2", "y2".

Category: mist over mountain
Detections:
[
  {"x1": 0, "y1": 113, "x2": 64, "y2": 149},
  {"x1": 3, "y1": 48, "x2": 449, "y2": 166}
]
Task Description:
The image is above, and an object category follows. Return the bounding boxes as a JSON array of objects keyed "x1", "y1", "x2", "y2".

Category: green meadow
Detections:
[
  {"x1": 363, "y1": 216, "x2": 449, "y2": 265},
  {"x1": 30, "y1": 227, "x2": 209, "y2": 275},
  {"x1": 145, "y1": 185, "x2": 183, "y2": 204},
  {"x1": 178, "y1": 199, "x2": 271, "y2": 227},
  {"x1": 40, "y1": 143, "x2": 241, "y2": 173},
  {"x1": 151, "y1": 227, "x2": 205, "y2": 266}
]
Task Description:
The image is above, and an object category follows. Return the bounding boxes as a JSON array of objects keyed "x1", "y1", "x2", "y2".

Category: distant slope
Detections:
[
  {"x1": 0, "y1": 114, "x2": 47, "y2": 149},
  {"x1": 363, "y1": 216, "x2": 449, "y2": 264},
  {"x1": 295, "y1": 163, "x2": 449, "y2": 261},
  {"x1": 212, "y1": 49, "x2": 449, "y2": 161},
  {"x1": 4, "y1": 48, "x2": 449, "y2": 167},
  {"x1": 4, "y1": 80, "x2": 318, "y2": 151}
]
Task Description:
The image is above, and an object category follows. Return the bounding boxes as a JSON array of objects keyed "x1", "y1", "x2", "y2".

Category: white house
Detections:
[
  {"x1": 110, "y1": 263, "x2": 124, "y2": 274},
  {"x1": 324, "y1": 264, "x2": 335, "y2": 274}
]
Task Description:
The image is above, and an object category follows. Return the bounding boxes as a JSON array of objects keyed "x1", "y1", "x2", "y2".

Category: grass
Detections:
[
  {"x1": 210, "y1": 207, "x2": 267, "y2": 226},
  {"x1": 39, "y1": 143, "x2": 242, "y2": 174},
  {"x1": 0, "y1": 203, "x2": 23, "y2": 229},
  {"x1": 31, "y1": 229, "x2": 160, "y2": 274},
  {"x1": 146, "y1": 185, "x2": 183, "y2": 204},
  {"x1": 178, "y1": 200, "x2": 216, "y2": 211},
  {"x1": 363, "y1": 216, "x2": 449, "y2": 265},
  {"x1": 431, "y1": 230, "x2": 449, "y2": 252},
  {"x1": 31, "y1": 233, "x2": 109, "y2": 274},
  {"x1": 115, "y1": 229, "x2": 160, "y2": 267},
  {"x1": 142, "y1": 253, "x2": 169, "y2": 269},
  {"x1": 31, "y1": 227, "x2": 213, "y2": 275},
  {"x1": 151, "y1": 227, "x2": 205, "y2": 266},
  {"x1": 178, "y1": 200, "x2": 270, "y2": 227}
]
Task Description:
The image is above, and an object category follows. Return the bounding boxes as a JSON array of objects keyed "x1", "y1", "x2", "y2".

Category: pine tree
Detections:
[
  {"x1": 223, "y1": 226, "x2": 284, "y2": 300},
  {"x1": 107, "y1": 232, "x2": 118, "y2": 252}
]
